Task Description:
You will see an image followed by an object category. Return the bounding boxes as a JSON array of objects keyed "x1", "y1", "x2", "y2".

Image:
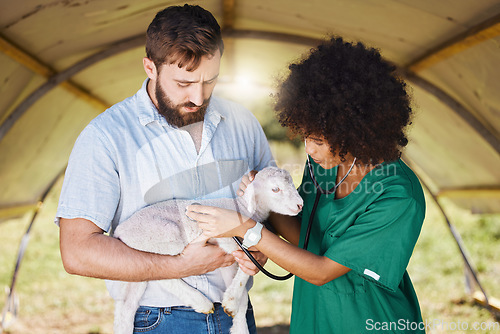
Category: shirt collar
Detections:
[{"x1": 136, "y1": 78, "x2": 224, "y2": 128}]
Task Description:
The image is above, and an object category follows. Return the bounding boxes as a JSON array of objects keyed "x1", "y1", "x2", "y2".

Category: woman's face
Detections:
[{"x1": 304, "y1": 136, "x2": 341, "y2": 169}]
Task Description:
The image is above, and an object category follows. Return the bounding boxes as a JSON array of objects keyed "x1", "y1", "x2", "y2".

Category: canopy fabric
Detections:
[{"x1": 1, "y1": 0, "x2": 499, "y2": 220}]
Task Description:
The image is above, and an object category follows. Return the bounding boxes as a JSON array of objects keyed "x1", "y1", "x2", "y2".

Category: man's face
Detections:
[{"x1": 148, "y1": 50, "x2": 221, "y2": 128}]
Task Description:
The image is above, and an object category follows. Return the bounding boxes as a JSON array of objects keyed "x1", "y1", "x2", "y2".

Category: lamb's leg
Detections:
[
  {"x1": 222, "y1": 267, "x2": 250, "y2": 317},
  {"x1": 220, "y1": 262, "x2": 239, "y2": 288},
  {"x1": 113, "y1": 300, "x2": 125, "y2": 334},
  {"x1": 217, "y1": 237, "x2": 251, "y2": 331},
  {"x1": 114, "y1": 281, "x2": 147, "y2": 334},
  {"x1": 158, "y1": 279, "x2": 215, "y2": 314},
  {"x1": 230, "y1": 290, "x2": 249, "y2": 334}
]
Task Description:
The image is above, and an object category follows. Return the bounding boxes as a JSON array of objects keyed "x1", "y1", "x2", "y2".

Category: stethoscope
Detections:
[{"x1": 233, "y1": 141, "x2": 356, "y2": 281}]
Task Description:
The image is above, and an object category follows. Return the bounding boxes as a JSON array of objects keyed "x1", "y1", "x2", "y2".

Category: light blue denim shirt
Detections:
[{"x1": 56, "y1": 79, "x2": 274, "y2": 307}]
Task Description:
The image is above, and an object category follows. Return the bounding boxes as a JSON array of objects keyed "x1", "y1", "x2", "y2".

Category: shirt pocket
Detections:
[
  {"x1": 203, "y1": 159, "x2": 249, "y2": 199},
  {"x1": 216, "y1": 159, "x2": 249, "y2": 185}
]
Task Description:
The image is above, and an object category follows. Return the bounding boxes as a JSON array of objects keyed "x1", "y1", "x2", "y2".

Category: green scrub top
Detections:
[{"x1": 290, "y1": 159, "x2": 426, "y2": 334}]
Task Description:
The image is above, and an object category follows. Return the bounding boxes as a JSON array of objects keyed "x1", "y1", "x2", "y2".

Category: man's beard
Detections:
[{"x1": 155, "y1": 81, "x2": 209, "y2": 128}]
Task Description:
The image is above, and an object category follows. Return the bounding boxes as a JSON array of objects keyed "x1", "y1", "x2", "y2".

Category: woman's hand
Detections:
[
  {"x1": 233, "y1": 249, "x2": 268, "y2": 276},
  {"x1": 185, "y1": 205, "x2": 255, "y2": 238},
  {"x1": 237, "y1": 170, "x2": 258, "y2": 196}
]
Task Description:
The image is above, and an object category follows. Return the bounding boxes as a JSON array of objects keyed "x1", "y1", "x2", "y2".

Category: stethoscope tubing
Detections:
[
  {"x1": 235, "y1": 156, "x2": 355, "y2": 281},
  {"x1": 233, "y1": 236, "x2": 294, "y2": 280}
]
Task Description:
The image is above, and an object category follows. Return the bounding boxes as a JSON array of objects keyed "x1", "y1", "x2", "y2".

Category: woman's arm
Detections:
[
  {"x1": 256, "y1": 225, "x2": 351, "y2": 285},
  {"x1": 186, "y1": 207, "x2": 351, "y2": 285}
]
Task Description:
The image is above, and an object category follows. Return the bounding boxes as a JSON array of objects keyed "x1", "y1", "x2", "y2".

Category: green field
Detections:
[{"x1": 1, "y1": 175, "x2": 499, "y2": 334}]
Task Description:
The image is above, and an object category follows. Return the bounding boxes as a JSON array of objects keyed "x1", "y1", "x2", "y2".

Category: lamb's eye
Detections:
[{"x1": 272, "y1": 187, "x2": 280, "y2": 193}]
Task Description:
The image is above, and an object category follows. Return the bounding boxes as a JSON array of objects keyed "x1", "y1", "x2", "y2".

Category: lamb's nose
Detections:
[{"x1": 297, "y1": 204, "x2": 303, "y2": 211}]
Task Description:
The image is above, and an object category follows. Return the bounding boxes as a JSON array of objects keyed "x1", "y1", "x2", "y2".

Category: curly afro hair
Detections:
[{"x1": 274, "y1": 37, "x2": 412, "y2": 164}]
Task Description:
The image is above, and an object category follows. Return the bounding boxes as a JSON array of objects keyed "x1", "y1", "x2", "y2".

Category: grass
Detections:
[
  {"x1": 249, "y1": 262, "x2": 294, "y2": 328},
  {"x1": 407, "y1": 196, "x2": 500, "y2": 333},
  {"x1": 1, "y1": 176, "x2": 499, "y2": 333},
  {"x1": 0, "y1": 179, "x2": 114, "y2": 334}
]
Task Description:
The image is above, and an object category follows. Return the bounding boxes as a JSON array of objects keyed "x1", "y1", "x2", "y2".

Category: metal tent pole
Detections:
[
  {"x1": 415, "y1": 171, "x2": 500, "y2": 320},
  {"x1": 1, "y1": 171, "x2": 64, "y2": 330}
]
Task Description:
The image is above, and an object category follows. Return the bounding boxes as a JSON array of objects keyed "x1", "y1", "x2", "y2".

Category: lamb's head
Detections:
[{"x1": 242, "y1": 167, "x2": 303, "y2": 219}]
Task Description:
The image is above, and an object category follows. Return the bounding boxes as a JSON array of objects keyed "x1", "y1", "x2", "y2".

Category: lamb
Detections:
[{"x1": 112, "y1": 166, "x2": 303, "y2": 334}]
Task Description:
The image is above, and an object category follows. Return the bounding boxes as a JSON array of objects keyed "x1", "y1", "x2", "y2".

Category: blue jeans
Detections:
[{"x1": 132, "y1": 302, "x2": 256, "y2": 333}]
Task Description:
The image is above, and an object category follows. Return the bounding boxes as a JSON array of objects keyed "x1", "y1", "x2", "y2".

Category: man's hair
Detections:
[
  {"x1": 274, "y1": 37, "x2": 413, "y2": 164},
  {"x1": 146, "y1": 4, "x2": 224, "y2": 71}
]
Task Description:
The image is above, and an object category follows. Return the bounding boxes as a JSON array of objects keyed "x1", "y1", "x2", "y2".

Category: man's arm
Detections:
[{"x1": 59, "y1": 218, "x2": 235, "y2": 281}]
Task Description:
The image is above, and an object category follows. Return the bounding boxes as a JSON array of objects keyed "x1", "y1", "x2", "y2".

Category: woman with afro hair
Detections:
[{"x1": 188, "y1": 37, "x2": 426, "y2": 333}]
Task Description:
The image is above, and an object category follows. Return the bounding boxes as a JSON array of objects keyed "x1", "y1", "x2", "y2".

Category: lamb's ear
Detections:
[{"x1": 243, "y1": 182, "x2": 257, "y2": 214}]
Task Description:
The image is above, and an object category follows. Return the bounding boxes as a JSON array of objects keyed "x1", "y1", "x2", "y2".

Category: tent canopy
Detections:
[{"x1": 1, "y1": 0, "x2": 499, "y2": 220}]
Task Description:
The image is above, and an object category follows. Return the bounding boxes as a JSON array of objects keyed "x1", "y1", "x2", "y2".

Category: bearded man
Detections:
[{"x1": 56, "y1": 5, "x2": 273, "y2": 333}]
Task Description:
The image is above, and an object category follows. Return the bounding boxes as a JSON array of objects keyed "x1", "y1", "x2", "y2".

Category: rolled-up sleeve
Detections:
[
  {"x1": 55, "y1": 123, "x2": 120, "y2": 232},
  {"x1": 324, "y1": 194, "x2": 425, "y2": 292}
]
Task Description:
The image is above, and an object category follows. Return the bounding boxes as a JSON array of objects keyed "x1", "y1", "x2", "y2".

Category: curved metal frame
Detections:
[
  {"x1": 0, "y1": 20, "x2": 497, "y2": 150},
  {"x1": 401, "y1": 71, "x2": 500, "y2": 155},
  {"x1": 0, "y1": 34, "x2": 145, "y2": 141}
]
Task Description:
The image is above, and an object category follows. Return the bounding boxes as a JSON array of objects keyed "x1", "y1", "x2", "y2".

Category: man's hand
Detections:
[
  {"x1": 178, "y1": 235, "x2": 235, "y2": 277},
  {"x1": 233, "y1": 249, "x2": 268, "y2": 276}
]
